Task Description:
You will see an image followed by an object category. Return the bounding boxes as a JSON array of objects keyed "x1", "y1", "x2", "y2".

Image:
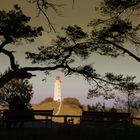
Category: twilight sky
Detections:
[{"x1": 0, "y1": 0, "x2": 140, "y2": 106}]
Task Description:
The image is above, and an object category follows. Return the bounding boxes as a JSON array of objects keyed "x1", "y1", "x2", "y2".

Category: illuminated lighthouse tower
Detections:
[{"x1": 54, "y1": 75, "x2": 61, "y2": 102}]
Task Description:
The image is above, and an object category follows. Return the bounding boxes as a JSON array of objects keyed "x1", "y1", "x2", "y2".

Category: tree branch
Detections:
[
  {"x1": 0, "y1": 64, "x2": 64, "y2": 89},
  {"x1": 0, "y1": 40, "x2": 12, "y2": 50},
  {"x1": 0, "y1": 70, "x2": 33, "y2": 89},
  {"x1": 1, "y1": 48, "x2": 19, "y2": 70},
  {"x1": 104, "y1": 39, "x2": 140, "y2": 62},
  {"x1": 21, "y1": 64, "x2": 64, "y2": 71},
  {"x1": 36, "y1": 0, "x2": 56, "y2": 32}
]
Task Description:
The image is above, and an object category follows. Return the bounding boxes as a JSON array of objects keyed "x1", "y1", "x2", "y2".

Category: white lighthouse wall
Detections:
[{"x1": 54, "y1": 80, "x2": 61, "y2": 102}]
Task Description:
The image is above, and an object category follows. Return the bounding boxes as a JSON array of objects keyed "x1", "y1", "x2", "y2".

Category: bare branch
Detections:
[
  {"x1": 72, "y1": 0, "x2": 75, "y2": 8},
  {"x1": 36, "y1": 0, "x2": 56, "y2": 32}
]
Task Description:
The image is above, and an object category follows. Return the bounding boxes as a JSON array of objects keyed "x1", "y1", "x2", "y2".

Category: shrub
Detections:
[{"x1": 62, "y1": 97, "x2": 81, "y2": 107}]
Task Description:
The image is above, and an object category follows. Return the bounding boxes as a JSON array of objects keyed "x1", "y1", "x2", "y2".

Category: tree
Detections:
[
  {"x1": 25, "y1": 0, "x2": 140, "y2": 84},
  {"x1": 19, "y1": 0, "x2": 140, "y2": 112},
  {"x1": 88, "y1": 0, "x2": 140, "y2": 62},
  {"x1": 27, "y1": 0, "x2": 75, "y2": 32},
  {"x1": 25, "y1": 0, "x2": 140, "y2": 65},
  {"x1": 28, "y1": 0, "x2": 140, "y2": 63},
  {"x1": 88, "y1": 73, "x2": 140, "y2": 113},
  {"x1": 0, "y1": 5, "x2": 96, "y2": 89},
  {"x1": 0, "y1": 78, "x2": 33, "y2": 107},
  {"x1": 112, "y1": 75, "x2": 140, "y2": 113},
  {"x1": 87, "y1": 102, "x2": 107, "y2": 112},
  {"x1": 0, "y1": 0, "x2": 140, "y2": 98},
  {"x1": 0, "y1": 5, "x2": 42, "y2": 88}
]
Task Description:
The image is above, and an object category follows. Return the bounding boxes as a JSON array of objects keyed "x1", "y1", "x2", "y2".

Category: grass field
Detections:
[
  {"x1": 32, "y1": 101, "x2": 82, "y2": 115},
  {"x1": 32, "y1": 101, "x2": 82, "y2": 123}
]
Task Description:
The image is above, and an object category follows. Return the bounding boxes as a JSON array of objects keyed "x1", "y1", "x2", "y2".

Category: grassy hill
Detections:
[
  {"x1": 32, "y1": 101, "x2": 82, "y2": 115},
  {"x1": 32, "y1": 100, "x2": 82, "y2": 123}
]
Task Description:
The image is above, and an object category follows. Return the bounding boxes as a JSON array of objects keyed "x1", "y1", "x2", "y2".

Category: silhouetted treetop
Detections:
[
  {"x1": 0, "y1": 5, "x2": 45, "y2": 88},
  {"x1": 100, "y1": 0, "x2": 140, "y2": 16},
  {"x1": 0, "y1": 78, "x2": 33, "y2": 107},
  {"x1": 25, "y1": 25, "x2": 99, "y2": 80},
  {"x1": 0, "y1": 5, "x2": 43, "y2": 43},
  {"x1": 62, "y1": 25, "x2": 88, "y2": 41},
  {"x1": 88, "y1": 17, "x2": 140, "y2": 59},
  {"x1": 0, "y1": 7, "x2": 99, "y2": 89},
  {"x1": 0, "y1": 0, "x2": 140, "y2": 96}
]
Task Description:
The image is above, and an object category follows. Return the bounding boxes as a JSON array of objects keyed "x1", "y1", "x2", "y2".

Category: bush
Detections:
[
  {"x1": 39, "y1": 97, "x2": 54, "y2": 104},
  {"x1": 0, "y1": 78, "x2": 33, "y2": 108},
  {"x1": 109, "y1": 107, "x2": 117, "y2": 112},
  {"x1": 62, "y1": 97, "x2": 81, "y2": 107}
]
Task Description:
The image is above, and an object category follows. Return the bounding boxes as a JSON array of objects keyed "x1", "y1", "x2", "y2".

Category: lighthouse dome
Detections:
[{"x1": 55, "y1": 75, "x2": 60, "y2": 80}]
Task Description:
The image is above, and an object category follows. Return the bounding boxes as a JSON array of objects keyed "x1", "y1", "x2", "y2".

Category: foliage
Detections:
[
  {"x1": 0, "y1": 78, "x2": 33, "y2": 107},
  {"x1": 62, "y1": 97, "x2": 81, "y2": 107},
  {"x1": 0, "y1": 4, "x2": 43, "y2": 43},
  {"x1": 108, "y1": 107, "x2": 117, "y2": 112},
  {"x1": 25, "y1": 25, "x2": 99, "y2": 81},
  {"x1": 88, "y1": 73, "x2": 140, "y2": 113},
  {"x1": 25, "y1": 0, "x2": 140, "y2": 92},
  {"x1": 0, "y1": 5, "x2": 44, "y2": 88},
  {"x1": 86, "y1": 0, "x2": 140, "y2": 107},
  {"x1": 0, "y1": 6, "x2": 99, "y2": 90},
  {"x1": 100, "y1": 0, "x2": 140, "y2": 16},
  {"x1": 89, "y1": 0, "x2": 140, "y2": 62},
  {"x1": 28, "y1": 0, "x2": 73, "y2": 32},
  {"x1": 87, "y1": 102, "x2": 107, "y2": 112},
  {"x1": 39, "y1": 97, "x2": 54, "y2": 104}
]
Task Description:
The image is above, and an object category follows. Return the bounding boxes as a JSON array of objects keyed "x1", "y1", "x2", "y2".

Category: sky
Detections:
[{"x1": 0, "y1": 0, "x2": 140, "y2": 106}]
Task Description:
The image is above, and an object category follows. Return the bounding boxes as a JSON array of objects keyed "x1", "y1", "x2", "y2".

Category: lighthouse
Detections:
[{"x1": 54, "y1": 75, "x2": 61, "y2": 102}]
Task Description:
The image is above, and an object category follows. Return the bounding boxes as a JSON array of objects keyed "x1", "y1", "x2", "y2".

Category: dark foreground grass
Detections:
[{"x1": 0, "y1": 124, "x2": 140, "y2": 140}]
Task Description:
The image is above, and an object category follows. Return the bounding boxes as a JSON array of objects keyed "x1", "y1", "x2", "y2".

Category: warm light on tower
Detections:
[{"x1": 54, "y1": 75, "x2": 61, "y2": 102}]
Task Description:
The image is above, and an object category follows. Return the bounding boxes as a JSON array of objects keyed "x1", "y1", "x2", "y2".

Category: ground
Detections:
[
  {"x1": 1, "y1": 101, "x2": 140, "y2": 140},
  {"x1": 0, "y1": 124, "x2": 140, "y2": 140}
]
